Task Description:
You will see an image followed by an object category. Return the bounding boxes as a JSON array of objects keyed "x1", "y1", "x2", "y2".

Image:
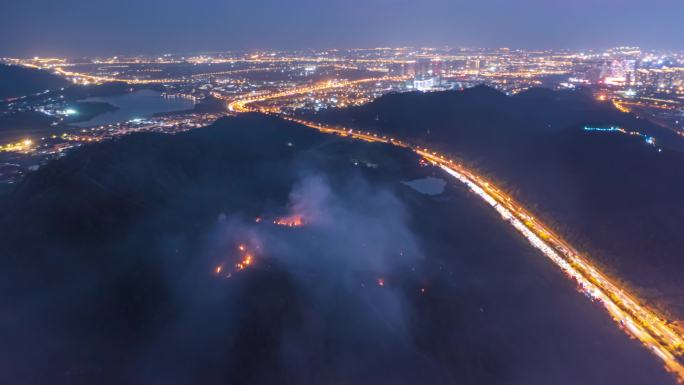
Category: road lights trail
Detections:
[{"x1": 230, "y1": 77, "x2": 684, "y2": 382}]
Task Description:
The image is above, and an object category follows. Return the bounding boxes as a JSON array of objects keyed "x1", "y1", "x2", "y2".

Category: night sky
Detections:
[{"x1": 1, "y1": 0, "x2": 683, "y2": 57}]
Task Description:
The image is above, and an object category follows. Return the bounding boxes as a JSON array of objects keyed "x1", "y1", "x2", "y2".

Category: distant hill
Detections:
[
  {"x1": 307, "y1": 85, "x2": 683, "y2": 152},
  {"x1": 0, "y1": 64, "x2": 70, "y2": 99},
  {"x1": 308, "y1": 86, "x2": 684, "y2": 320}
]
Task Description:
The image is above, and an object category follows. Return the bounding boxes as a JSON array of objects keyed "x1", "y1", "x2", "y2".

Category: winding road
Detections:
[{"x1": 226, "y1": 78, "x2": 684, "y2": 382}]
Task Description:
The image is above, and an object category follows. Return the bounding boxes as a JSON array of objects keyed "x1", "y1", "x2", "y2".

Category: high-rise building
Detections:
[
  {"x1": 466, "y1": 59, "x2": 481, "y2": 75},
  {"x1": 415, "y1": 58, "x2": 432, "y2": 76}
]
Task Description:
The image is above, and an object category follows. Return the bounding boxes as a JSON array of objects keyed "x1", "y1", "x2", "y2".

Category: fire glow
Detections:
[
  {"x1": 274, "y1": 215, "x2": 305, "y2": 227},
  {"x1": 235, "y1": 253, "x2": 253, "y2": 271},
  {"x1": 215, "y1": 243, "x2": 257, "y2": 277}
]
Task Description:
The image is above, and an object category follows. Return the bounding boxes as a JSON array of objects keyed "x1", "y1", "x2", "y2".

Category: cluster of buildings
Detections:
[
  {"x1": 1, "y1": 46, "x2": 683, "y2": 183},
  {"x1": 570, "y1": 47, "x2": 684, "y2": 94}
]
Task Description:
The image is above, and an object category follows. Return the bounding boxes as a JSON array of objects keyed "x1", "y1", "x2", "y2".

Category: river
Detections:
[{"x1": 73, "y1": 89, "x2": 194, "y2": 127}]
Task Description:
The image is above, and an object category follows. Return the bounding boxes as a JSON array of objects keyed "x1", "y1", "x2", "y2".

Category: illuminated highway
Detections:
[
  {"x1": 229, "y1": 78, "x2": 684, "y2": 382},
  {"x1": 52, "y1": 67, "x2": 185, "y2": 85},
  {"x1": 227, "y1": 76, "x2": 408, "y2": 113},
  {"x1": 18, "y1": 63, "x2": 187, "y2": 85}
]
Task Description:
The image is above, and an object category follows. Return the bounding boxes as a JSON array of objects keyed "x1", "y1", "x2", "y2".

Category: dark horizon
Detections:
[{"x1": 1, "y1": 0, "x2": 683, "y2": 57}]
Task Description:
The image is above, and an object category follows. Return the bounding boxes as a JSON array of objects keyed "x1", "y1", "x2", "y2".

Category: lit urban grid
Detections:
[{"x1": 2, "y1": 48, "x2": 682, "y2": 182}]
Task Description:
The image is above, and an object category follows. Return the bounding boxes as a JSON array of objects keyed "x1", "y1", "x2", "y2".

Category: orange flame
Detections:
[
  {"x1": 235, "y1": 251, "x2": 254, "y2": 272},
  {"x1": 274, "y1": 215, "x2": 304, "y2": 227},
  {"x1": 215, "y1": 243, "x2": 257, "y2": 277}
]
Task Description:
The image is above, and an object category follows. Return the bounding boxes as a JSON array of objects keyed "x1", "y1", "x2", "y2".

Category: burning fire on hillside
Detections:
[
  {"x1": 274, "y1": 214, "x2": 305, "y2": 227},
  {"x1": 235, "y1": 253, "x2": 253, "y2": 271},
  {"x1": 215, "y1": 243, "x2": 257, "y2": 277}
]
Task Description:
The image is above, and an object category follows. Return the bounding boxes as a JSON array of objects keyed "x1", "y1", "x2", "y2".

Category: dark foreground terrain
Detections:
[
  {"x1": 308, "y1": 86, "x2": 684, "y2": 321},
  {"x1": 0, "y1": 114, "x2": 675, "y2": 384}
]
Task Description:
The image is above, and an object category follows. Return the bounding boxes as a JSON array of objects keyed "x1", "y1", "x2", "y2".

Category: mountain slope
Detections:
[
  {"x1": 0, "y1": 114, "x2": 673, "y2": 385},
  {"x1": 0, "y1": 64, "x2": 70, "y2": 99}
]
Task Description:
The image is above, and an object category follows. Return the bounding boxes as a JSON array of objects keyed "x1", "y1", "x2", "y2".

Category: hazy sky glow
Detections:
[{"x1": 1, "y1": 0, "x2": 682, "y2": 56}]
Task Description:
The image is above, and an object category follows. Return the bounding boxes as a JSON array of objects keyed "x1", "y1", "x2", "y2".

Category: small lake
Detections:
[
  {"x1": 73, "y1": 89, "x2": 194, "y2": 127},
  {"x1": 403, "y1": 177, "x2": 446, "y2": 196}
]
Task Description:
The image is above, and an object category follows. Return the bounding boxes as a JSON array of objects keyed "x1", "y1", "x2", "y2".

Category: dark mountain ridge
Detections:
[{"x1": 0, "y1": 64, "x2": 70, "y2": 100}]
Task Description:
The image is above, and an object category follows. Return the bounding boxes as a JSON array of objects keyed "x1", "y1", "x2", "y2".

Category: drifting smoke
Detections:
[
  {"x1": 126, "y1": 172, "x2": 427, "y2": 384},
  {"x1": 266, "y1": 174, "x2": 421, "y2": 273},
  {"x1": 221, "y1": 174, "x2": 423, "y2": 379},
  {"x1": 0, "y1": 115, "x2": 432, "y2": 385}
]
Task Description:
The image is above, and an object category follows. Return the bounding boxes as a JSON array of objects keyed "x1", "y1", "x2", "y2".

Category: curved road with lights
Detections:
[{"x1": 226, "y1": 78, "x2": 684, "y2": 381}]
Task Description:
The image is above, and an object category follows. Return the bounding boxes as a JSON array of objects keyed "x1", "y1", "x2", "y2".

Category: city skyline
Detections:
[{"x1": 2, "y1": 0, "x2": 683, "y2": 56}]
